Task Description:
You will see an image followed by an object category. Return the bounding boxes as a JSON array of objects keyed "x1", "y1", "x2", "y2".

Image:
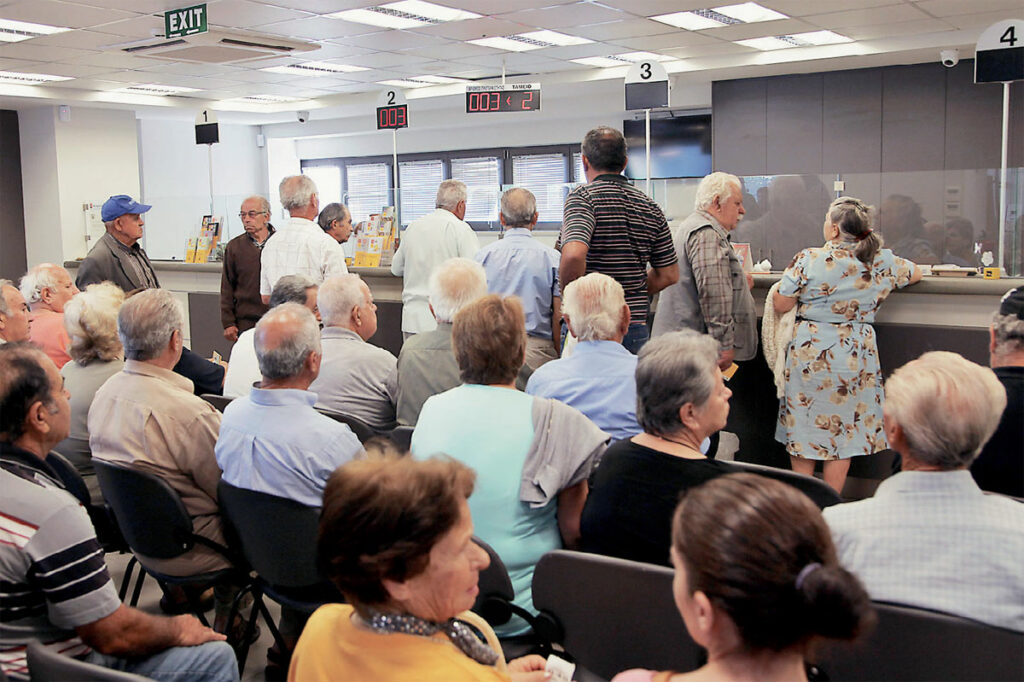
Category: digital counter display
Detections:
[
  {"x1": 376, "y1": 104, "x2": 408, "y2": 130},
  {"x1": 465, "y1": 87, "x2": 540, "y2": 113}
]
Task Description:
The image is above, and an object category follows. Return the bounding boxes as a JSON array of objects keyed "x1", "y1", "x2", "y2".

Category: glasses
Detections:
[{"x1": 239, "y1": 211, "x2": 267, "y2": 219}]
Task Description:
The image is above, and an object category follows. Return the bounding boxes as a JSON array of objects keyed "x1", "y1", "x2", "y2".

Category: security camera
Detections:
[
  {"x1": 297, "y1": 110, "x2": 310, "y2": 123},
  {"x1": 940, "y1": 49, "x2": 959, "y2": 68}
]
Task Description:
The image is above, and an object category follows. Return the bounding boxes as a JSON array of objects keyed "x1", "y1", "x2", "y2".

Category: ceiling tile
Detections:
[
  {"x1": 535, "y1": 42, "x2": 625, "y2": 59},
  {"x1": 662, "y1": 42, "x2": 758, "y2": 59},
  {"x1": 0, "y1": 0, "x2": 137, "y2": 29},
  {"x1": 257, "y1": 16, "x2": 377, "y2": 40},
  {"x1": 344, "y1": 30, "x2": 452, "y2": 50},
  {"x1": 914, "y1": 0, "x2": 1023, "y2": 16},
  {"x1": 700, "y1": 18, "x2": 816, "y2": 41},
  {"x1": 261, "y1": 0, "x2": 376, "y2": 13},
  {"x1": 71, "y1": 0, "x2": 200, "y2": 11},
  {"x1": 55, "y1": 51, "x2": 169, "y2": 69},
  {"x1": 21, "y1": 29, "x2": 124, "y2": 50},
  {"x1": 607, "y1": 31, "x2": 720, "y2": 51},
  {"x1": 497, "y1": 3, "x2": 628, "y2": 30},
  {"x1": 762, "y1": 0, "x2": 899, "y2": 17},
  {"x1": 89, "y1": 15, "x2": 167, "y2": 39},
  {"x1": 941, "y1": 9, "x2": 1024, "y2": 32},
  {"x1": 597, "y1": 0, "x2": 711, "y2": 15},
  {"x1": 401, "y1": 41, "x2": 494, "y2": 60},
  {"x1": 804, "y1": 4, "x2": 932, "y2": 29},
  {"x1": 295, "y1": 42, "x2": 372, "y2": 60},
  {"x1": 409, "y1": 17, "x2": 530, "y2": 41},
  {"x1": 458, "y1": 0, "x2": 577, "y2": 14},
  {"x1": 345, "y1": 51, "x2": 426, "y2": 68},
  {"x1": 842, "y1": 17, "x2": 957, "y2": 40},
  {"x1": 572, "y1": 18, "x2": 679, "y2": 41},
  {"x1": 0, "y1": 43, "x2": 96, "y2": 62},
  {"x1": 207, "y1": 0, "x2": 312, "y2": 28},
  {"x1": 138, "y1": 61, "x2": 248, "y2": 76}
]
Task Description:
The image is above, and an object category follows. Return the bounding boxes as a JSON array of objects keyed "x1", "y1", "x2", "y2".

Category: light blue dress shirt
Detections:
[
  {"x1": 475, "y1": 228, "x2": 560, "y2": 339},
  {"x1": 215, "y1": 387, "x2": 363, "y2": 507},
  {"x1": 526, "y1": 340, "x2": 641, "y2": 442}
]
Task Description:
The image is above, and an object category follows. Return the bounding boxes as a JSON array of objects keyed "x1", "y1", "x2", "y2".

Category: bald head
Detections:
[
  {"x1": 255, "y1": 302, "x2": 321, "y2": 386},
  {"x1": 500, "y1": 188, "x2": 538, "y2": 229}
]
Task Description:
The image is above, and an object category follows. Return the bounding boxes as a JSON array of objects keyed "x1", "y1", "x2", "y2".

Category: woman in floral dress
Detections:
[{"x1": 774, "y1": 196, "x2": 922, "y2": 493}]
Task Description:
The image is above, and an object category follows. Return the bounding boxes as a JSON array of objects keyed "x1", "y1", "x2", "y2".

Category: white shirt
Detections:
[
  {"x1": 259, "y1": 216, "x2": 348, "y2": 296},
  {"x1": 223, "y1": 328, "x2": 260, "y2": 398},
  {"x1": 391, "y1": 208, "x2": 479, "y2": 333}
]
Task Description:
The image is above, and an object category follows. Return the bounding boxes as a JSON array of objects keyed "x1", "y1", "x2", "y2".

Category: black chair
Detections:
[
  {"x1": 532, "y1": 550, "x2": 705, "y2": 681},
  {"x1": 92, "y1": 459, "x2": 246, "y2": 625},
  {"x1": 314, "y1": 407, "x2": 377, "y2": 443},
  {"x1": 26, "y1": 640, "x2": 149, "y2": 681},
  {"x1": 200, "y1": 393, "x2": 234, "y2": 413},
  {"x1": 729, "y1": 460, "x2": 841, "y2": 508},
  {"x1": 218, "y1": 480, "x2": 343, "y2": 670},
  {"x1": 812, "y1": 601, "x2": 1024, "y2": 681},
  {"x1": 384, "y1": 425, "x2": 414, "y2": 453}
]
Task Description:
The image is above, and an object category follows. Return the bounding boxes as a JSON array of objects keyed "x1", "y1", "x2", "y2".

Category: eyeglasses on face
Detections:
[{"x1": 239, "y1": 211, "x2": 267, "y2": 219}]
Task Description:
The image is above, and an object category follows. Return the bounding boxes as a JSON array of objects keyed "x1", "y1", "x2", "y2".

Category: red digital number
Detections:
[
  {"x1": 396, "y1": 106, "x2": 406, "y2": 127},
  {"x1": 521, "y1": 91, "x2": 533, "y2": 110},
  {"x1": 490, "y1": 92, "x2": 499, "y2": 110}
]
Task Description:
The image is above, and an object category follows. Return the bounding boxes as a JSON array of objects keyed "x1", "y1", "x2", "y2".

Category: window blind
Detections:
[
  {"x1": 512, "y1": 153, "x2": 568, "y2": 223},
  {"x1": 399, "y1": 159, "x2": 444, "y2": 225},
  {"x1": 451, "y1": 156, "x2": 500, "y2": 223},
  {"x1": 346, "y1": 163, "x2": 390, "y2": 226}
]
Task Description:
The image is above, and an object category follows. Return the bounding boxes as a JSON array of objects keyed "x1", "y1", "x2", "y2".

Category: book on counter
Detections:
[
  {"x1": 186, "y1": 215, "x2": 222, "y2": 263},
  {"x1": 354, "y1": 206, "x2": 397, "y2": 267}
]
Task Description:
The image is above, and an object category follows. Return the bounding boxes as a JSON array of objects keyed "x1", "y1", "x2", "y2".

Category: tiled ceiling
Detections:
[{"x1": 0, "y1": 0, "x2": 1017, "y2": 114}]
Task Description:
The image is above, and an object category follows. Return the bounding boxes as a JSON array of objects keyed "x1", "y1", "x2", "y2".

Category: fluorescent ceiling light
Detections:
[
  {"x1": 0, "y1": 71, "x2": 73, "y2": 85},
  {"x1": 262, "y1": 62, "x2": 368, "y2": 76},
  {"x1": 378, "y1": 78, "x2": 432, "y2": 88},
  {"x1": 650, "y1": 12, "x2": 726, "y2": 31},
  {"x1": 736, "y1": 36, "x2": 796, "y2": 50},
  {"x1": 616, "y1": 51, "x2": 674, "y2": 62},
  {"x1": 411, "y1": 74, "x2": 468, "y2": 83},
  {"x1": 714, "y1": 2, "x2": 787, "y2": 23},
  {"x1": 790, "y1": 30, "x2": 853, "y2": 45},
  {"x1": 468, "y1": 36, "x2": 541, "y2": 52},
  {"x1": 571, "y1": 56, "x2": 629, "y2": 67},
  {"x1": 228, "y1": 94, "x2": 304, "y2": 104},
  {"x1": 329, "y1": 1, "x2": 479, "y2": 29},
  {"x1": 110, "y1": 84, "x2": 199, "y2": 95},
  {"x1": 518, "y1": 30, "x2": 592, "y2": 46},
  {"x1": 0, "y1": 18, "x2": 71, "y2": 42}
]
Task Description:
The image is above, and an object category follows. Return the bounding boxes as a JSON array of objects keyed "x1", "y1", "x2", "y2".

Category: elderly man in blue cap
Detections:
[{"x1": 76, "y1": 194, "x2": 159, "y2": 292}]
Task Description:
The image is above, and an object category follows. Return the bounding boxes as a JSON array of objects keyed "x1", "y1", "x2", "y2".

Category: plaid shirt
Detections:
[{"x1": 687, "y1": 224, "x2": 736, "y2": 349}]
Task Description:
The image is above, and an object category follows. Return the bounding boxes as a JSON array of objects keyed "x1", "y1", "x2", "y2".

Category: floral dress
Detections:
[{"x1": 776, "y1": 242, "x2": 915, "y2": 460}]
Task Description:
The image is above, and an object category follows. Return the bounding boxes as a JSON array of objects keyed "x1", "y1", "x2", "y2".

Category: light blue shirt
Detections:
[
  {"x1": 475, "y1": 228, "x2": 560, "y2": 339},
  {"x1": 215, "y1": 387, "x2": 363, "y2": 508},
  {"x1": 824, "y1": 470, "x2": 1024, "y2": 632},
  {"x1": 526, "y1": 340, "x2": 641, "y2": 442}
]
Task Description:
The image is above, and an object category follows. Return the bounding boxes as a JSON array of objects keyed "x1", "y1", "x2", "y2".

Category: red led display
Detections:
[
  {"x1": 465, "y1": 89, "x2": 540, "y2": 113},
  {"x1": 376, "y1": 104, "x2": 408, "y2": 130}
]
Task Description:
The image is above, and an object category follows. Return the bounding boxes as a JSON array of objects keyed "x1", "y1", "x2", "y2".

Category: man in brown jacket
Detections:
[{"x1": 220, "y1": 195, "x2": 275, "y2": 342}]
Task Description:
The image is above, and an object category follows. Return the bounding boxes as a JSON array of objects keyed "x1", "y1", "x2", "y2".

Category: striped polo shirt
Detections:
[
  {"x1": 0, "y1": 445, "x2": 120, "y2": 679},
  {"x1": 561, "y1": 174, "x2": 677, "y2": 324}
]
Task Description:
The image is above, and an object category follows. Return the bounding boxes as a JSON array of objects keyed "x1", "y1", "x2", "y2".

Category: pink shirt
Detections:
[{"x1": 28, "y1": 309, "x2": 71, "y2": 369}]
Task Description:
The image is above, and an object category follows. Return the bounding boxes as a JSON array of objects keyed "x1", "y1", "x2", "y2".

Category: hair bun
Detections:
[{"x1": 800, "y1": 564, "x2": 876, "y2": 641}]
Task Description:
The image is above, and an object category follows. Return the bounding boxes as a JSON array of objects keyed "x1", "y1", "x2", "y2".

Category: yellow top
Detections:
[{"x1": 288, "y1": 603, "x2": 511, "y2": 682}]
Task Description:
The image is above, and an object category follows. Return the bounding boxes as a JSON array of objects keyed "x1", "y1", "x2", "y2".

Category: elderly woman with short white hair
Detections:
[{"x1": 580, "y1": 330, "x2": 735, "y2": 567}]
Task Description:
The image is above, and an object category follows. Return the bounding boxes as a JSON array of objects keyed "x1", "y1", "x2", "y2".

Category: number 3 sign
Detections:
[
  {"x1": 975, "y1": 19, "x2": 1024, "y2": 83},
  {"x1": 624, "y1": 60, "x2": 670, "y2": 111}
]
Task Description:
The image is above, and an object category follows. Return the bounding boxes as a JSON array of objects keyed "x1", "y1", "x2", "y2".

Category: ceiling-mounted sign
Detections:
[
  {"x1": 624, "y1": 60, "x2": 669, "y2": 110},
  {"x1": 975, "y1": 19, "x2": 1024, "y2": 83},
  {"x1": 376, "y1": 88, "x2": 409, "y2": 130},
  {"x1": 465, "y1": 83, "x2": 541, "y2": 113},
  {"x1": 165, "y1": 4, "x2": 208, "y2": 39},
  {"x1": 195, "y1": 108, "x2": 218, "y2": 145}
]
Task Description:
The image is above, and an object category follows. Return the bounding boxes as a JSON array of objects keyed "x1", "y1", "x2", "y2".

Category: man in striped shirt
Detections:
[
  {"x1": 0, "y1": 343, "x2": 237, "y2": 681},
  {"x1": 560, "y1": 126, "x2": 678, "y2": 354}
]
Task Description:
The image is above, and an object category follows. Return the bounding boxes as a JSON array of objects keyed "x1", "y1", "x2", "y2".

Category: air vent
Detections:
[{"x1": 118, "y1": 29, "x2": 318, "y2": 64}]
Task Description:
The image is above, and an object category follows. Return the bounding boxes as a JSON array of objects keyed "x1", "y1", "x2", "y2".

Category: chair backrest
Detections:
[
  {"x1": 813, "y1": 601, "x2": 1024, "y2": 681},
  {"x1": 27, "y1": 641, "x2": 149, "y2": 681},
  {"x1": 385, "y1": 425, "x2": 414, "y2": 453},
  {"x1": 729, "y1": 460, "x2": 841, "y2": 508},
  {"x1": 314, "y1": 407, "x2": 377, "y2": 443},
  {"x1": 45, "y1": 451, "x2": 91, "y2": 507},
  {"x1": 217, "y1": 480, "x2": 323, "y2": 588},
  {"x1": 92, "y1": 459, "x2": 196, "y2": 559},
  {"x1": 472, "y1": 537, "x2": 516, "y2": 627},
  {"x1": 532, "y1": 550, "x2": 704, "y2": 680},
  {"x1": 200, "y1": 393, "x2": 234, "y2": 413}
]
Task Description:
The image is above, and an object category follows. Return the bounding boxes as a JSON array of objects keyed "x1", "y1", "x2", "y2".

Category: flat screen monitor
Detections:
[{"x1": 623, "y1": 115, "x2": 712, "y2": 180}]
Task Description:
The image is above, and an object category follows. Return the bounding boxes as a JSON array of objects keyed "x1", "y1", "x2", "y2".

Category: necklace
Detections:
[{"x1": 655, "y1": 433, "x2": 703, "y2": 453}]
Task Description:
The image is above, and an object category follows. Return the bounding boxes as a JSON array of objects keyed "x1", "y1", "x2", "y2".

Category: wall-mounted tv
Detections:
[{"x1": 623, "y1": 114, "x2": 712, "y2": 180}]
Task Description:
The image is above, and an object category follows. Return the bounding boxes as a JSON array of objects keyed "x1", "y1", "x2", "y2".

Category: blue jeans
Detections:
[
  {"x1": 87, "y1": 641, "x2": 238, "y2": 682},
  {"x1": 622, "y1": 323, "x2": 650, "y2": 355}
]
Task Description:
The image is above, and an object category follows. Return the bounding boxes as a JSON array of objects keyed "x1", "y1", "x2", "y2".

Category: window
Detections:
[
  {"x1": 346, "y1": 163, "x2": 390, "y2": 226},
  {"x1": 512, "y1": 153, "x2": 569, "y2": 223},
  {"x1": 451, "y1": 156, "x2": 501, "y2": 223},
  {"x1": 304, "y1": 165, "x2": 342, "y2": 207},
  {"x1": 399, "y1": 159, "x2": 444, "y2": 226},
  {"x1": 573, "y1": 152, "x2": 585, "y2": 184}
]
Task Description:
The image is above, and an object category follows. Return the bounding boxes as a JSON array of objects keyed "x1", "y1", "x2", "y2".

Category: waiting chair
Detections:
[
  {"x1": 532, "y1": 550, "x2": 704, "y2": 681},
  {"x1": 729, "y1": 460, "x2": 841, "y2": 508},
  {"x1": 26, "y1": 641, "x2": 149, "y2": 681},
  {"x1": 314, "y1": 407, "x2": 377, "y2": 443},
  {"x1": 218, "y1": 480, "x2": 344, "y2": 670},
  {"x1": 92, "y1": 459, "x2": 246, "y2": 624},
  {"x1": 200, "y1": 393, "x2": 234, "y2": 413},
  {"x1": 384, "y1": 425, "x2": 414, "y2": 453},
  {"x1": 812, "y1": 601, "x2": 1024, "y2": 681}
]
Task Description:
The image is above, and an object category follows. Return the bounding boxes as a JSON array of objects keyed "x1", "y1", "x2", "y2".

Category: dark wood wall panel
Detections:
[
  {"x1": 944, "y1": 63, "x2": 1003, "y2": 169},
  {"x1": 766, "y1": 74, "x2": 823, "y2": 174},
  {"x1": 0, "y1": 110, "x2": 27, "y2": 281},
  {"x1": 880, "y1": 63, "x2": 947, "y2": 172},
  {"x1": 822, "y1": 69, "x2": 882, "y2": 174},
  {"x1": 712, "y1": 78, "x2": 766, "y2": 175}
]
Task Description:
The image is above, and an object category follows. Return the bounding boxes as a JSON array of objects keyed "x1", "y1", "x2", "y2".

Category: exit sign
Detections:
[{"x1": 165, "y1": 4, "x2": 207, "y2": 39}]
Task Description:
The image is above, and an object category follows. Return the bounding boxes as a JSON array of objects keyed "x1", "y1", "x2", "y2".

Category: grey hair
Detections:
[
  {"x1": 500, "y1": 187, "x2": 537, "y2": 227},
  {"x1": 428, "y1": 258, "x2": 487, "y2": 324},
  {"x1": 695, "y1": 172, "x2": 741, "y2": 212},
  {"x1": 0, "y1": 279, "x2": 12, "y2": 316},
  {"x1": 563, "y1": 272, "x2": 626, "y2": 342},
  {"x1": 828, "y1": 196, "x2": 883, "y2": 265},
  {"x1": 19, "y1": 264, "x2": 66, "y2": 305},
  {"x1": 279, "y1": 175, "x2": 318, "y2": 211},
  {"x1": 581, "y1": 126, "x2": 627, "y2": 173},
  {"x1": 242, "y1": 195, "x2": 271, "y2": 215},
  {"x1": 64, "y1": 282, "x2": 125, "y2": 365},
  {"x1": 318, "y1": 274, "x2": 366, "y2": 327},
  {"x1": 991, "y1": 311, "x2": 1024, "y2": 356},
  {"x1": 269, "y1": 274, "x2": 317, "y2": 309},
  {"x1": 255, "y1": 303, "x2": 321, "y2": 380},
  {"x1": 318, "y1": 202, "x2": 350, "y2": 232},
  {"x1": 635, "y1": 331, "x2": 720, "y2": 437},
  {"x1": 435, "y1": 179, "x2": 467, "y2": 212},
  {"x1": 117, "y1": 289, "x2": 183, "y2": 361},
  {"x1": 885, "y1": 351, "x2": 1006, "y2": 470}
]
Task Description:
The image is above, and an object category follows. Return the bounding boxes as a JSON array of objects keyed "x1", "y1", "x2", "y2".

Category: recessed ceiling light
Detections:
[
  {"x1": 571, "y1": 56, "x2": 629, "y2": 68},
  {"x1": 0, "y1": 71, "x2": 73, "y2": 85},
  {"x1": 468, "y1": 36, "x2": 543, "y2": 52},
  {"x1": 262, "y1": 62, "x2": 368, "y2": 76},
  {"x1": 227, "y1": 94, "x2": 305, "y2": 104},
  {"x1": 110, "y1": 84, "x2": 199, "y2": 95},
  {"x1": 616, "y1": 51, "x2": 674, "y2": 62},
  {"x1": 378, "y1": 78, "x2": 433, "y2": 88},
  {"x1": 518, "y1": 30, "x2": 592, "y2": 46},
  {"x1": 714, "y1": 2, "x2": 787, "y2": 23},
  {"x1": 789, "y1": 30, "x2": 853, "y2": 46},
  {"x1": 329, "y1": 1, "x2": 479, "y2": 29},
  {"x1": 650, "y1": 12, "x2": 727, "y2": 31},
  {"x1": 735, "y1": 36, "x2": 797, "y2": 50},
  {"x1": 410, "y1": 75, "x2": 468, "y2": 83},
  {"x1": 0, "y1": 18, "x2": 71, "y2": 43}
]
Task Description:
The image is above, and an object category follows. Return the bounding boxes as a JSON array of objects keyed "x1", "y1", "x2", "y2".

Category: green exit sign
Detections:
[{"x1": 165, "y1": 4, "x2": 207, "y2": 39}]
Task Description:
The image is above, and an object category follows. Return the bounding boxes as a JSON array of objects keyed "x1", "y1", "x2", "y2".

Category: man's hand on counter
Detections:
[{"x1": 223, "y1": 326, "x2": 238, "y2": 342}]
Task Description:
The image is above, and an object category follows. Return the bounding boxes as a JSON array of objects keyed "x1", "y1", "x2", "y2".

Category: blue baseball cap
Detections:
[{"x1": 101, "y1": 195, "x2": 152, "y2": 222}]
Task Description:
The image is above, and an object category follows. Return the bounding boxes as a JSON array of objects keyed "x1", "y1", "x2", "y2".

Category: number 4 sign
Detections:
[{"x1": 975, "y1": 19, "x2": 1024, "y2": 83}]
